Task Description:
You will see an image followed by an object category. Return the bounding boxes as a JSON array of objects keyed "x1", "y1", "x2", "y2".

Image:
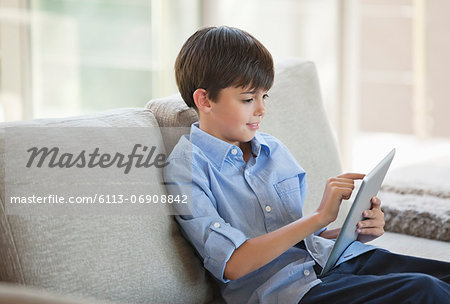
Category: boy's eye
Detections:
[{"x1": 241, "y1": 94, "x2": 268, "y2": 103}]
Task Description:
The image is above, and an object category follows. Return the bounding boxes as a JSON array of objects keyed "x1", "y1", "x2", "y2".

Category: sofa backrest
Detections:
[{"x1": 0, "y1": 109, "x2": 217, "y2": 304}]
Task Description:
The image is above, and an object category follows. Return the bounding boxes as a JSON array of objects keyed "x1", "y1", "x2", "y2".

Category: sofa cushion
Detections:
[
  {"x1": 145, "y1": 94, "x2": 198, "y2": 156},
  {"x1": 0, "y1": 108, "x2": 216, "y2": 304},
  {"x1": 146, "y1": 94, "x2": 198, "y2": 129}
]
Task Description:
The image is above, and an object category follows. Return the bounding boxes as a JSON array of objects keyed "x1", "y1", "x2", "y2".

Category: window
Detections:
[{"x1": 1, "y1": 0, "x2": 201, "y2": 120}]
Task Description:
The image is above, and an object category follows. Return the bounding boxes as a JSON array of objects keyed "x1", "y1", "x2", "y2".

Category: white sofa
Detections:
[{"x1": 0, "y1": 58, "x2": 448, "y2": 304}]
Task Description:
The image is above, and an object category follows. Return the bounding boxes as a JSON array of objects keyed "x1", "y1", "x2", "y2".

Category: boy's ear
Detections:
[{"x1": 193, "y1": 89, "x2": 212, "y2": 113}]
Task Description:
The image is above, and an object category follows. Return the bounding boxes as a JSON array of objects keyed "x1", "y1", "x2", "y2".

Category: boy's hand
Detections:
[
  {"x1": 315, "y1": 173, "x2": 365, "y2": 226},
  {"x1": 356, "y1": 196, "x2": 385, "y2": 243}
]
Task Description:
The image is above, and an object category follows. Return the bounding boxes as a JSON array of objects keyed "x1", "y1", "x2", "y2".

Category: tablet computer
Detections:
[{"x1": 319, "y1": 148, "x2": 396, "y2": 277}]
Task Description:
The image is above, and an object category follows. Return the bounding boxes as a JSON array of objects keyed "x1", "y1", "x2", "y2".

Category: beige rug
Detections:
[{"x1": 379, "y1": 156, "x2": 450, "y2": 242}]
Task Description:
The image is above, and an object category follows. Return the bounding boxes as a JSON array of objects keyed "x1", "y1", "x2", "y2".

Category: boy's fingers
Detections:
[
  {"x1": 333, "y1": 178, "x2": 357, "y2": 184},
  {"x1": 330, "y1": 182, "x2": 355, "y2": 189},
  {"x1": 358, "y1": 218, "x2": 383, "y2": 228},
  {"x1": 339, "y1": 177, "x2": 355, "y2": 184},
  {"x1": 338, "y1": 173, "x2": 365, "y2": 180},
  {"x1": 336, "y1": 187, "x2": 352, "y2": 197},
  {"x1": 370, "y1": 197, "x2": 382, "y2": 209},
  {"x1": 356, "y1": 227, "x2": 383, "y2": 236},
  {"x1": 363, "y1": 208, "x2": 384, "y2": 218}
]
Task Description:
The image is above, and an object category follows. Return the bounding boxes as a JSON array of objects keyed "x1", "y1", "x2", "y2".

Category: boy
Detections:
[{"x1": 163, "y1": 26, "x2": 449, "y2": 303}]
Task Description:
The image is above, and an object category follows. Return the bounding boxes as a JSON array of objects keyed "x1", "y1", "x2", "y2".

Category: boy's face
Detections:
[{"x1": 201, "y1": 86, "x2": 268, "y2": 147}]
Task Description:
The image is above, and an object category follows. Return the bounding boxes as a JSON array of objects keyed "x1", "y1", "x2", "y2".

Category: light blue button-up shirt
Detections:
[{"x1": 163, "y1": 122, "x2": 376, "y2": 304}]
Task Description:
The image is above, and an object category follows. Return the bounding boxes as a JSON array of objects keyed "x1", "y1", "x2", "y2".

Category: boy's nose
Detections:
[{"x1": 254, "y1": 101, "x2": 266, "y2": 116}]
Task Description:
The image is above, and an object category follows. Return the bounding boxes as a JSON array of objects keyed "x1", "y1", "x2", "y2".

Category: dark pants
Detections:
[{"x1": 300, "y1": 249, "x2": 450, "y2": 304}]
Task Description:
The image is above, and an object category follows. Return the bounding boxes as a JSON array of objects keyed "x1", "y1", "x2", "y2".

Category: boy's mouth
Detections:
[{"x1": 246, "y1": 122, "x2": 260, "y2": 130}]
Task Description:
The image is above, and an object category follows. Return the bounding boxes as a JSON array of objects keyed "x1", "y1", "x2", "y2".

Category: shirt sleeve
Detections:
[{"x1": 163, "y1": 156, "x2": 248, "y2": 283}]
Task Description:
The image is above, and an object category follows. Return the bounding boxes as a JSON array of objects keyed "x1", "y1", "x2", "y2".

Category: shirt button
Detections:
[
  {"x1": 231, "y1": 148, "x2": 237, "y2": 155},
  {"x1": 304, "y1": 269, "x2": 310, "y2": 276},
  {"x1": 245, "y1": 170, "x2": 250, "y2": 176},
  {"x1": 213, "y1": 222, "x2": 221, "y2": 228},
  {"x1": 265, "y1": 205, "x2": 272, "y2": 212}
]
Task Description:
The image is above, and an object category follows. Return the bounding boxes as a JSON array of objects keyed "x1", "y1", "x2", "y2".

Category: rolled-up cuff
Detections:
[
  {"x1": 203, "y1": 222, "x2": 248, "y2": 283},
  {"x1": 314, "y1": 227, "x2": 327, "y2": 236}
]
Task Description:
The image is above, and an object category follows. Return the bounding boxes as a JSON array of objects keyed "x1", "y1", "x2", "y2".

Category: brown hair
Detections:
[{"x1": 175, "y1": 26, "x2": 274, "y2": 110}]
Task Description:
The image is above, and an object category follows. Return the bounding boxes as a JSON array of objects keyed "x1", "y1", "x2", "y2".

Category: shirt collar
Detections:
[
  {"x1": 252, "y1": 131, "x2": 270, "y2": 158},
  {"x1": 189, "y1": 122, "x2": 271, "y2": 170}
]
